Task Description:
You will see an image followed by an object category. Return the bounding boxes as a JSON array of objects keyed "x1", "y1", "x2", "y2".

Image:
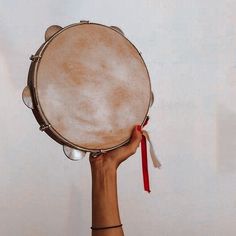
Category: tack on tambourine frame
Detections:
[{"x1": 22, "y1": 20, "x2": 155, "y2": 161}]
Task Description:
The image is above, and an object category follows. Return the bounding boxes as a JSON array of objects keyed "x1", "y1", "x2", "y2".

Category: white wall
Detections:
[{"x1": 1, "y1": 0, "x2": 236, "y2": 235}]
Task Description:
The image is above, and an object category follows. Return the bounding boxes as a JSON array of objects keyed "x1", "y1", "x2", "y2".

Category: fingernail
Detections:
[{"x1": 136, "y1": 125, "x2": 142, "y2": 132}]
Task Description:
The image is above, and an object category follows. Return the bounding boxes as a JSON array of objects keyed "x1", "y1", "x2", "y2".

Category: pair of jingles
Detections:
[{"x1": 22, "y1": 21, "x2": 161, "y2": 192}]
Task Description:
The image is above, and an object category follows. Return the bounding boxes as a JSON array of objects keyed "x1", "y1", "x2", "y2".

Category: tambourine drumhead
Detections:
[{"x1": 35, "y1": 23, "x2": 151, "y2": 150}]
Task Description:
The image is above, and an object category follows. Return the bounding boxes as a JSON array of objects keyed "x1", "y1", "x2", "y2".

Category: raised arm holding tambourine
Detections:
[
  {"x1": 22, "y1": 21, "x2": 160, "y2": 236},
  {"x1": 90, "y1": 125, "x2": 142, "y2": 236}
]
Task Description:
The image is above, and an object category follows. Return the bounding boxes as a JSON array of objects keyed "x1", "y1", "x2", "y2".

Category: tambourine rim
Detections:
[{"x1": 30, "y1": 22, "x2": 152, "y2": 152}]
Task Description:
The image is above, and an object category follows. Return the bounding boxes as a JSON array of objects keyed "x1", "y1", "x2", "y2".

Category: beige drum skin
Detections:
[{"x1": 23, "y1": 21, "x2": 152, "y2": 154}]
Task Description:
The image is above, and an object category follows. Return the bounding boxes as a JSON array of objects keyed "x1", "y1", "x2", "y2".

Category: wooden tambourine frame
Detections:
[{"x1": 22, "y1": 21, "x2": 154, "y2": 160}]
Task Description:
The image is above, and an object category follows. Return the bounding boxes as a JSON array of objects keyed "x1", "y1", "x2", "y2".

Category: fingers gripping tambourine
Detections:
[{"x1": 22, "y1": 21, "x2": 159, "y2": 190}]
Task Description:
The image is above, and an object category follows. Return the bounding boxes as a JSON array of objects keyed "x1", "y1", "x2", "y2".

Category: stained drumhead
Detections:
[{"x1": 36, "y1": 23, "x2": 151, "y2": 150}]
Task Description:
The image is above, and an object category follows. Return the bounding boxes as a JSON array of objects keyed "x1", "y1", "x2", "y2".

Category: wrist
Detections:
[
  {"x1": 91, "y1": 165, "x2": 117, "y2": 182},
  {"x1": 90, "y1": 155, "x2": 117, "y2": 177}
]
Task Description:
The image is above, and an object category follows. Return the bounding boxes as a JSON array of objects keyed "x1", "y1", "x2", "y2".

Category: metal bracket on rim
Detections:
[
  {"x1": 90, "y1": 151, "x2": 103, "y2": 158},
  {"x1": 39, "y1": 124, "x2": 51, "y2": 131},
  {"x1": 30, "y1": 55, "x2": 41, "y2": 62},
  {"x1": 80, "y1": 20, "x2": 89, "y2": 24}
]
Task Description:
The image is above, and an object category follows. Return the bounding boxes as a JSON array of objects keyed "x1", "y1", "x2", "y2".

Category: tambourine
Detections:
[{"x1": 22, "y1": 21, "x2": 154, "y2": 160}]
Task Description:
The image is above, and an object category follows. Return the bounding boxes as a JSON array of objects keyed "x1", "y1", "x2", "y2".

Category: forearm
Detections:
[
  {"x1": 90, "y1": 126, "x2": 142, "y2": 235},
  {"x1": 91, "y1": 166, "x2": 124, "y2": 236}
]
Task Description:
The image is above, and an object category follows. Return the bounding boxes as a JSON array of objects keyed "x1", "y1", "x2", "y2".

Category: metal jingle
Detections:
[
  {"x1": 45, "y1": 25, "x2": 63, "y2": 41},
  {"x1": 150, "y1": 91, "x2": 154, "y2": 107},
  {"x1": 63, "y1": 145, "x2": 86, "y2": 161},
  {"x1": 22, "y1": 86, "x2": 34, "y2": 109},
  {"x1": 110, "y1": 26, "x2": 124, "y2": 35}
]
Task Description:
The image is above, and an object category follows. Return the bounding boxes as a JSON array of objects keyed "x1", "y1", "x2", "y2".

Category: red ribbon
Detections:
[
  {"x1": 141, "y1": 116, "x2": 151, "y2": 193},
  {"x1": 141, "y1": 134, "x2": 150, "y2": 193}
]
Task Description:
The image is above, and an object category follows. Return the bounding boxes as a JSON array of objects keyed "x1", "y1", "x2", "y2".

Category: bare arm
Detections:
[{"x1": 90, "y1": 126, "x2": 142, "y2": 236}]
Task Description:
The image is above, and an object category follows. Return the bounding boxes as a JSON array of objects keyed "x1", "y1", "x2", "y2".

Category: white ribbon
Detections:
[{"x1": 142, "y1": 130, "x2": 162, "y2": 169}]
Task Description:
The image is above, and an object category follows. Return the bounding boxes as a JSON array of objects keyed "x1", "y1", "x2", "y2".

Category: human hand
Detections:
[{"x1": 89, "y1": 125, "x2": 143, "y2": 172}]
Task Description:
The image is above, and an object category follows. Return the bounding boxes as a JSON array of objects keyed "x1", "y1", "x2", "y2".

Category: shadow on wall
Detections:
[{"x1": 216, "y1": 104, "x2": 236, "y2": 173}]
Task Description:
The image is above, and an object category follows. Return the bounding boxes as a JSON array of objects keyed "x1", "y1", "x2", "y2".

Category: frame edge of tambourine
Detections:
[{"x1": 27, "y1": 21, "x2": 153, "y2": 153}]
